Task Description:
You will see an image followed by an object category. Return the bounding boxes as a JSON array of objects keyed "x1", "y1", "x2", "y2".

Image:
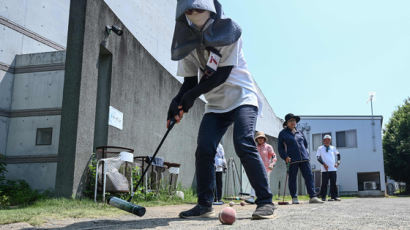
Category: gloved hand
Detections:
[
  {"x1": 179, "y1": 90, "x2": 197, "y2": 113},
  {"x1": 167, "y1": 98, "x2": 180, "y2": 122}
]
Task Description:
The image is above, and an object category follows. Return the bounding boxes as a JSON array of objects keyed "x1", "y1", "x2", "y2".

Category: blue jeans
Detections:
[
  {"x1": 288, "y1": 161, "x2": 316, "y2": 198},
  {"x1": 195, "y1": 105, "x2": 272, "y2": 207}
]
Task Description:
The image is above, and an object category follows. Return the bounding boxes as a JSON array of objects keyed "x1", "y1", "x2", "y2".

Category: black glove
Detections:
[
  {"x1": 166, "y1": 76, "x2": 198, "y2": 121},
  {"x1": 167, "y1": 98, "x2": 180, "y2": 121},
  {"x1": 179, "y1": 90, "x2": 196, "y2": 113}
]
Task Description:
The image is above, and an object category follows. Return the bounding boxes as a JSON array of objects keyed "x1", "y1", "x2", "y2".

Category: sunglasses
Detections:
[{"x1": 185, "y1": 9, "x2": 206, "y2": 15}]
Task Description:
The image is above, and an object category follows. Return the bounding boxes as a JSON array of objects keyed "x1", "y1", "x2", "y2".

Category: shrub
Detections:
[
  {"x1": 0, "y1": 180, "x2": 45, "y2": 208},
  {"x1": 0, "y1": 154, "x2": 6, "y2": 183},
  {"x1": 0, "y1": 155, "x2": 48, "y2": 208}
]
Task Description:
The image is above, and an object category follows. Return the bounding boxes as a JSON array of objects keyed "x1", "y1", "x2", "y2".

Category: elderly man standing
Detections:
[
  {"x1": 278, "y1": 113, "x2": 323, "y2": 204},
  {"x1": 316, "y1": 135, "x2": 341, "y2": 201}
]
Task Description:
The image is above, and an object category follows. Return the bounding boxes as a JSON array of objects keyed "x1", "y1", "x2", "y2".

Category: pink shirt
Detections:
[{"x1": 257, "y1": 143, "x2": 277, "y2": 173}]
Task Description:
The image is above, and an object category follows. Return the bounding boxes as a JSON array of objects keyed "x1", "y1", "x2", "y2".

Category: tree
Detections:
[{"x1": 383, "y1": 97, "x2": 410, "y2": 194}]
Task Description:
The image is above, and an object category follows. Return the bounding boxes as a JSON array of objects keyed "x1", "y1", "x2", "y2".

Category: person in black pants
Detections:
[
  {"x1": 167, "y1": 0, "x2": 275, "y2": 219},
  {"x1": 213, "y1": 143, "x2": 226, "y2": 204},
  {"x1": 278, "y1": 113, "x2": 324, "y2": 204},
  {"x1": 316, "y1": 135, "x2": 341, "y2": 201}
]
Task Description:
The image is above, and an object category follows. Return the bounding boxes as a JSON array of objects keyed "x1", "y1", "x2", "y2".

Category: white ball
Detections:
[{"x1": 175, "y1": 191, "x2": 184, "y2": 200}]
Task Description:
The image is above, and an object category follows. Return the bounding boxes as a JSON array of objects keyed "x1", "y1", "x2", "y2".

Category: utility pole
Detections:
[{"x1": 369, "y1": 92, "x2": 376, "y2": 152}]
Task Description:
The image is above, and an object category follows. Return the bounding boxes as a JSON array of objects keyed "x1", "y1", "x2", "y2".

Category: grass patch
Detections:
[
  {"x1": 0, "y1": 198, "x2": 125, "y2": 226},
  {"x1": 0, "y1": 187, "x2": 197, "y2": 226},
  {"x1": 130, "y1": 188, "x2": 197, "y2": 207}
]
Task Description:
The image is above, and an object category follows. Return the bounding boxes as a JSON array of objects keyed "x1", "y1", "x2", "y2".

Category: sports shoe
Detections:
[
  {"x1": 309, "y1": 197, "x2": 324, "y2": 204},
  {"x1": 179, "y1": 204, "x2": 215, "y2": 219},
  {"x1": 292, "y1": 197, "x2": 299, "y2": 204},
  {"x1": 252, "y1": 203, "x2": 276, "y2": 220},
  {"x1": 321, "y1": 198, "x2": 326, "y2": 202},
  {"x1": 212, "y1": 200, "x2": 224, "y2": 205},
  {"x1": 331, "y1": 197, "x2": 341, "y2": 201},
  {"x1": 245, "y1": 197, "x2": 255, "y2": 204}
]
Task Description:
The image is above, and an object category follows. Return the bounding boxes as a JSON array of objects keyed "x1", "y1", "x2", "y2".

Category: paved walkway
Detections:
[{"x1": 2, "y1": 198, "x2": 410, "y2": 230}]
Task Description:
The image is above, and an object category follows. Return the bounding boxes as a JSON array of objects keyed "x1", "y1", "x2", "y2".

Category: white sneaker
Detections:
[
  {"x1": 292, "y1": 197, "x2": 299, "y2": 204},
  {"x1": 309, "y1": 197, "x2": 324, "y2": 204}
]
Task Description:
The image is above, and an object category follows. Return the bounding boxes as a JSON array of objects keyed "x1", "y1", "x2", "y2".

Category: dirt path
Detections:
[{"x1": 2, "y1": 198, "x2": 410, "y2": 230}]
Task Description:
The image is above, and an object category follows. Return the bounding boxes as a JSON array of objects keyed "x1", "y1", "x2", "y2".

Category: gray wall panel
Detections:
[
  {"x1": 6, "y1": 116, "x2": 60, "y2": 156},
  {"x1": 11, "y1": 71, "x2": 64, "y2": 110},
  {"x1": 0, "y1": 70, "x2": 13, "y2": 110},
  {"x1": 15, "y1": 50, "x2": 66, "y2": 67},
  {"x1": 5, "y1": 162, "x2": 57, "y2": 191},
  {"x1": 0, "y1": 116, "x2": 8, "y2": 154}
]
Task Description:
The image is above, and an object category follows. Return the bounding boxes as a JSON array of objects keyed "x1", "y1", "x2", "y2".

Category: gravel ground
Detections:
[{"x1": 2, "y1": 198, "x2": 410, "y2": 230}]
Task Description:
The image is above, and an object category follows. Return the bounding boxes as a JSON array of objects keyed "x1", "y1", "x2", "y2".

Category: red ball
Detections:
[
  {"x1": 240, "y1": 201, "x2": 245, "y2": 206},
  {"x1": 219, "y1": 207, "x2": 236, "y2": 225}
]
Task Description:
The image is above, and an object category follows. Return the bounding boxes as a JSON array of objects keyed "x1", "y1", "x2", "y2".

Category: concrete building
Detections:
[
  {"x1": 298, "y1": 115, "x2": 386, "y2": 196},
  {"x1": 0, "y1": 0, "x2": 70, "y2": 191},
  {"x1": 0, "y1": 0, "x2": 284, "y2": 197}
]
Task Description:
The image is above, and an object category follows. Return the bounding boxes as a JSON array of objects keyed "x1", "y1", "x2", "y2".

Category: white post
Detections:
[
  {"x1": 94, "y1": 160, "x2": 100, "y2": 202},
  {"x1": 369, "y1": 92, "x2": 376, "y2": 152}
]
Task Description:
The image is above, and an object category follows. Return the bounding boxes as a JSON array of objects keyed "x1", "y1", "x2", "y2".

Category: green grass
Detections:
[
  {"x1": 130, "y1": 188, "x2": 197, "y2": 207},
  {"x1": 0, "y1": 198, "x2": 126, "y2": 226}
]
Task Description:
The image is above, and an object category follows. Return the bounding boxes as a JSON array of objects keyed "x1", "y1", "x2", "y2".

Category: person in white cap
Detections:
[{"x1": 316, "y1": 134, "x2": 341, "y2": 201}]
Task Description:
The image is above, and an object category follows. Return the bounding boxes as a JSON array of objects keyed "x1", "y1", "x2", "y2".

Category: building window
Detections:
[
  {"x1": 312, "y1": 132, "x2": 332, "y2": 150},
  {"x1": 336, "y1": 130, "x2": 357, "y2": 148},
  {"x1": 36, "y1": 128, "x2": 53, "y2": 145}
]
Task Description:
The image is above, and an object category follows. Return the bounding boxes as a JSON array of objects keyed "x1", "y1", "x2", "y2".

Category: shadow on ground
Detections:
[{"x1": 23, "y1": 217, "x2": 221, "y2": 230}]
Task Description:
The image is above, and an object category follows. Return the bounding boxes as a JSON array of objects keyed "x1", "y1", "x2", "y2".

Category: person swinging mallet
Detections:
[{"x1": 168, "y1": 0, "x2": 276, "y2": 220}]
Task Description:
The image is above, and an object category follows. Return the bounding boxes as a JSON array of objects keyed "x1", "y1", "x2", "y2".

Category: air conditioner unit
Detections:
[{"x1": 363, "y1": 181, "x2": 377, "y2": 190}]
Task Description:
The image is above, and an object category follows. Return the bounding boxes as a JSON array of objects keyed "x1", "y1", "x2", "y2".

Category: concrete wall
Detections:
[
  {"x1": 0, "y1": 0, "x2": 69, "y2": 64},
  {"x1": 2, "y1": 51, "x2": 65, "y2": 190},
  {"x1": 0, "y1": 70, "x2": 13, "y2": 154},
  {"x1": 104, "y1": 0, "x2": 177, "y2": 77},
  {"x1": 299, "y1": 116, "x2": 386, "y2": 194},
  {"x1": 0, "y1": 0, "x2": 69, "y2": 190},
  {"x1": 6, "y1": 163, "x2": 57, "y2": 191},
  {"x1": 55, "y1": 0, "x2": 210, "y2": 196}
]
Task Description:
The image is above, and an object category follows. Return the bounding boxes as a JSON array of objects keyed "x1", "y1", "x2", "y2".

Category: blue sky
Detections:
[{"x1": 220, "y1": 0, "x2": 410, "y2": 127}]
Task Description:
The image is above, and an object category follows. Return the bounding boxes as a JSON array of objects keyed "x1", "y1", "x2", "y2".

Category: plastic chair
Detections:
[{"x1": 94, "y1": 151, "x2": 134, "y2": 202}]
